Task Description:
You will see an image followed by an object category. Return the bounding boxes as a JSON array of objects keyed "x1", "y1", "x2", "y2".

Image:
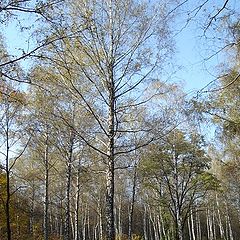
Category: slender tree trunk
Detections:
[
  {"x1": 106, "y1": 152, "x2": 115, "y2": 240},
  {"x1": 207, "y1": 208, "x2": 210, "y2": 240},
  {"x1": 74, "y1": 162, "x2": 81, "y2": 240},
  {"x1": 149, "y1": 210, "x2": 156, "y2": 240},
  {"x1": 188, "y1": 217, "x2": 192, "y2": 240},
  {"x1": 44, "y1": 132, "x2": 50, "y2": 240},
  {"x1": 98, "y1": 203, "x2": 103, "y2": 240},
  {"x1": 105, "y1": 79, "x2": 115, "y2": 240},
  {"x1": 87, "y1": 206, "x2": 91, "y2": 240},
  {"x1": 153, "y1": 214, "x2": 159, "y2": 240},
  {"x1": 105, "y1": 77, "x2": 115, "y2": 237},
  {"x1": 191, "y1": 208, "x2": 196, "y2": 240},
  {"x1": 208, "y1": 208, "x2": 213, "y2": 240},
  {"x1": 114, "y1": 206, "x2": 118, "y2": 237},
  {"x1": 30, "y1": 182, "x2": 35, "y2": 237},
  {"x1": 216, "y1": 194, "x2": 225, "y2": 240},
  {"x1": 50, "y1": 201, "x2": 54, "y2": 234},
  {"x1": 212, "y1": 209, "x2": 216, "y2": 240},
  {"x1": 105, "y1": 0, "x2": 116, "y2": 238},
  {"x1": 148, "y1": 209, "x2": 154, "y2": 240},
  {"x1": 114, "y1": 196, "x2": 122, "y2": 239},
  {"x1": 157, "y1": 214, "x2": 162, "y2": 240},
  {"x1": 94, "y1": 223, "x2": 98, "y2": 240},
  {"x1": 82, "y1": 212, "x2": 86, "y2": 240},
  {"x1": 128, "y1": 167, "x2": 137, "y2": 240},
  {"x1": 225, "y1": 211, "x2": 228, "y2": 240},
  {"x1": 196, "y1": 210, "x2": 201, "y2": 240},
  {"x1": 71, "y1": 209, "x2": 75, "y2": 240},
  {"x1": 5, "y1": 106, "x2": 11, "y2": 240},
  {"x1": 6, "y1": 169, "x2": 11, "y2": 240},
  {"x1": 175, "y1": 216, "x2": 183, "y2": 240},
  {"x1": 159, "y1": 206, "x2": 166, "y2": 239},
  {"x1": 143, "y1": 205, "x2": 148, "y2": 240},
  {"x1": 225, "y1": 201, "x2": 233, "y2": 240},
  {"x1": 118, "y1": 197, "x2": 122, "y2": 238},
  {"x1": 82, "y1": 203, "x2": 88, "y2": 240},
  {"x1": 58, "y1": 192, "x2": 63, "y2": 238},
  {"x1": 170, "y1": 223, "x2": 175, "y2": 240},
  {"x1": 65, "y1": 128, "x2": 75, "y2": 240}
]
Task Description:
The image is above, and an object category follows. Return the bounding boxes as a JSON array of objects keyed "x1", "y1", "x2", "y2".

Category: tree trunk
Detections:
[
  {"x1": 190, "y1": 208, "x2": 196, "y2": 240},
  {"x1": 6, "y1": 169, "x2": 11, "y2": 240},
  {"x1": 143, "y1": 205, "x2": 148, "y2": 240},
  {"x1": 153, "y1": 214, "x2": 159, "y2": 240},
  {"x1": 206, "y1": 208, "x2": 210, "y2": 240},
  {"x1": 216, "y1": 194, "x2": 225, "y2": 240},
  {"x1": 188, "y1": 217, "x2": 192, "y2": 240},
  {"x1": 157, "y1": 214, "x2": 162, "y2": 240},
  {"x1": 225, "y1": 201, "x2": 233, "y2": 240},
  {"x1": 212, "y1": 209, "x2": 216, "y2": 240},
  {"x1": 105, "y1": 0, "x2": 116, "y2": 238},
  {"x1": 5, "y1": 108, "x2": 11, "y2": 240},
  {"x1": 87, "y1": 205, "x2": 90, "y2": 240},
  {"x1": 98, "y1": 203, "x2": 103, "y2": 240},
  {"x1": 159, "y1": 205, "x2": 166, "y2": 239},
  {"x1": 118, "y1": 197, "x2": 122, "y2": 238},
  {"x1": 148, "y1": 209, "x2": 154, "y2": 240},
  {"x1": 175, "y1": 216, "x2": 183, "y2": 240},
  {"x1": 128, "y1": 167, "x2": 137, "y2": 240},
  {"x1": 114, "y1": 206, "x2": 118, "y2": 237},
  {"x1": 149, "y1": 210, "x2": 156, "y2": 240},
  {"x1": 106, "y1": 155, "x2": 115, "y2": 240},
  {"x1": 74, "y1": 162, "x2": 81, "y2": 240},
  {"x1": 44, "y1": 132, "x2": 50, "y2": 240},
  {"x1": 196, "y1": 210, "x2": 201, "y2": 240},
  {"x1": 29, "y1": 181, "x2": 36, "y2": 237},
  {"x1": 65, "y1": 131, "x2": 74, "y2": 240},
  {"x1": 82, "y1": 204, "x2": 87, "y2": 240},
  {"x1": 207, "y1": 208, "x2": 213, "y2": 240},
  {"x1": 105, "y1": 83, "x2": 115, "y2": 239}
]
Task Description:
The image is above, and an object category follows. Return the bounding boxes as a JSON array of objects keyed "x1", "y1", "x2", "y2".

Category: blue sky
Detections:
[
  {"x1": 0, "y1": 2, "x2": 228, "y2": 95},
  {"x1": 172, "y1": 14, "x2": 226, "y2": 96}
]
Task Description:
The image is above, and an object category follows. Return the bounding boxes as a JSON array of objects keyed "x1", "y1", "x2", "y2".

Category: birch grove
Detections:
[{"x1": 0, "y1": 0, "x2": 240, "y2": 240}]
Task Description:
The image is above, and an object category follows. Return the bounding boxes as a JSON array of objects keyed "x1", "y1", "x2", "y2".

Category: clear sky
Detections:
[
  {"x1": 0, "y1": 1, "x2": 232, "y2": 95},
  {"x1": 174, "y1": 26, "x2": 221, "y2": 95}
]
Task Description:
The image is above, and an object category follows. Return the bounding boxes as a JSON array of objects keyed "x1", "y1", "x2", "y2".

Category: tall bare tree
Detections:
[{"x1": 34, "y1": 0, "x2": 177, "y2": 239}]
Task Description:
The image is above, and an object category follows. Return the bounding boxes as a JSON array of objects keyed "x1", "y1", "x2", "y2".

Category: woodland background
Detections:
[{"x1": 0, "y1": 1, "x2": 240, "y2": 240}]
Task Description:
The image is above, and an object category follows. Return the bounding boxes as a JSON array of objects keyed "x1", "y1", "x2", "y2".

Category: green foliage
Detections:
[{"x1": 139, "y1": 129, "x2": 217, "y2": 237}]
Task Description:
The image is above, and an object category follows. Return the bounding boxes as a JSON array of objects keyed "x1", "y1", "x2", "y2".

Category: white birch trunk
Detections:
[
  {"x1": 143, "y1": 205, "x2": 148, "y2": 240},
  {"x1": 209, "y1": 208, "x2": 214, "y2": 240},
  {"x1": 207, "y1": 208, "x2": 210, "y2": 240},
  {"x1": 216, "y1": 194, "x2": 225, "y2": 240},
  {"x1": 159, "y1": 206, "x2": 166, "y2": 239},
  {"x1": 74, "y1": 167, "x2": 81, "y2": 240},
  {"x1": 188, "y1": 217, "x2": 192, "y2": 240},
  {"x1": 118, "y1": 199, "x2": 122, "y2": 238},
  {"x1": 196, "y1": 210, "x2": 201, "y2": 240},
  {"x1": 212, "y1": 208, "x2": 216, "y2": 240},
  {"x1": 82, "y1": 203, "x2": 87, "y2": 240},
  {"x1": 157, "y1": 214, "x2": 162, "y2": 240},
  {"x1": 191, "y1": 208, "x2": 196, "y2": 240},
  {"x1": 44, "y1": 132, "x2": 50, "y2": 240},
  {"x1": 128, "y1": 168, "x2": 137, "y2": 240},
  {"x1": 225, "y1": 202, "x2": 233, "y2": 240}
]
